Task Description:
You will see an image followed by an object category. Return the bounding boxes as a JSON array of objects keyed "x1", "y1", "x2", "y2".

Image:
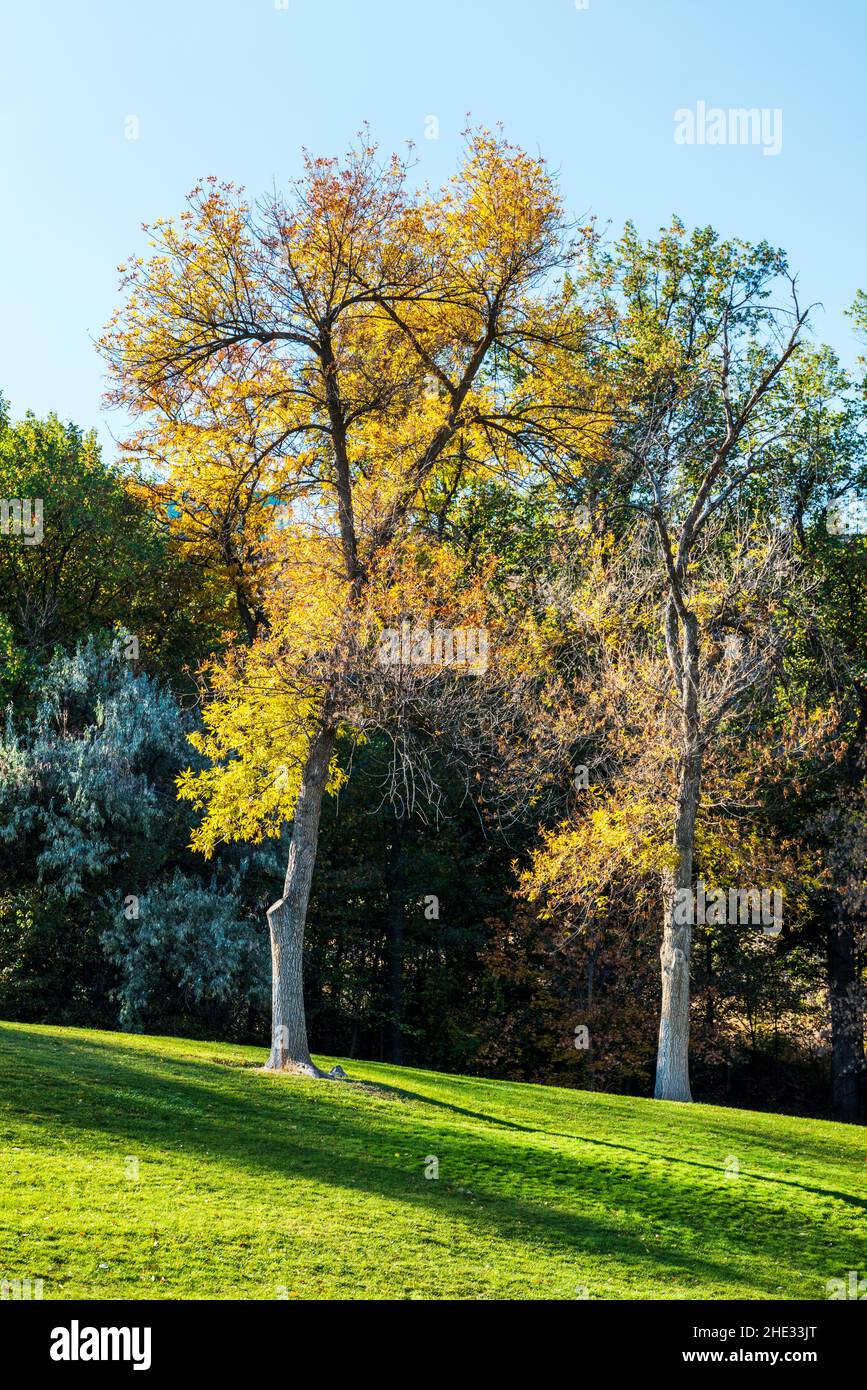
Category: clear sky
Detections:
[{"x1": 2, "y1": 0, "x2": 865, "y2": 450}]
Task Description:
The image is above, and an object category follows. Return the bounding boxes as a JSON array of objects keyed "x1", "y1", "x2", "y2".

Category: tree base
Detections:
[
  {"x1": 263, "y1": 1058, "x2": 348, "y2": 1080},
  {"x1": 653, "y1": 1083, "x2": 693, "y2": 1103}
]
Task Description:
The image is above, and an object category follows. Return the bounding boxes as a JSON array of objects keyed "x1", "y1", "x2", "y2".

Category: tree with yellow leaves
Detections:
[
  {"x1": 533, "y1": 222, "x2": 813, "y2": 1102},
  {"x1": 101, "y1": 131, "x2": 594, "y2": 1074}
]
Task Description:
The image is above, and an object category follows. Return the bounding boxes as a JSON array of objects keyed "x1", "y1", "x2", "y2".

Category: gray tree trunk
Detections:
[
  {"x1": 655, "y1": 610, "x2": 701, "y2": 1102},
  {"x1": 265, "y1": 724, "x2": 341, "y2": 1076}
]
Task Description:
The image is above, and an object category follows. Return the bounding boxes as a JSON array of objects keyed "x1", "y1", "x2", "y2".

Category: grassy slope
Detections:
[{"x1": 0, "y1": 1021, "x2": 864, "y2": 1300}]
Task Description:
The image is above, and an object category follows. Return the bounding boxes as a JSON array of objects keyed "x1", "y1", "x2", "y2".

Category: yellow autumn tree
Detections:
[
  {"x1": 519, "y1": 515, "x2": 822, "y2": 1090},
  {"x1": 101, "y1": 130, "x2": 597, "y2": 1074}
]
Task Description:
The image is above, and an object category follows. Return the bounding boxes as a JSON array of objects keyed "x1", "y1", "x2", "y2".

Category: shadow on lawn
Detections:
[
  {"x1": 0, "y1": 1025, "x2": 861, "y2": 1296},
  {"x1": 374, "y1": 1079, "x2": 867, "y2": 1217}
]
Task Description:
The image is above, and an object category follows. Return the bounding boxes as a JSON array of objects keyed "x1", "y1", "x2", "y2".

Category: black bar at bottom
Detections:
[{"x1": 1, "y1": 1298, "x2": 861, "y2": 1376}]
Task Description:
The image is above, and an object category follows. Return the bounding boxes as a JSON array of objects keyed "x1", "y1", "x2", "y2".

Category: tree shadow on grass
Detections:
[
  {"x1": 374, "y1": 1080, "x2": 867, "y2": 1216},
  {"x1": 0, "y1": 1026, "x2": 861, "y2": 1297}
]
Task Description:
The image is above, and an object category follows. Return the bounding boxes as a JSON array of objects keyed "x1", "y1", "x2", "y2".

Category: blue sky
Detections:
[{"x1": 2, "y1": 0, "x2": 865, "y2": 449}]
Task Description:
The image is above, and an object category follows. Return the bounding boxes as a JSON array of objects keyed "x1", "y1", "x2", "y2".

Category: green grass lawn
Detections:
[{"x1": 0, "y1": 1020, "x2": 864, "y2": 1300}]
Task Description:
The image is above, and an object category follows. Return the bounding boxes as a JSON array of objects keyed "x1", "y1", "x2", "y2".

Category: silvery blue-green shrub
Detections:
[
  {"x1": 0, "y1": 631, "x2": 189, "y2": 895},
  {"x1": 102, "y1": 868, "x2": 269, "y2": 1030},
  {"x1": 0, "y1": 631, "x2": 271, "y2": 1034}
]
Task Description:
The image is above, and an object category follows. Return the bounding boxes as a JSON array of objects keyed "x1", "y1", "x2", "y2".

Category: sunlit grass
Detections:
[{"x1": 0, "y1": 1021, "x2": 864, "y2": 1300}]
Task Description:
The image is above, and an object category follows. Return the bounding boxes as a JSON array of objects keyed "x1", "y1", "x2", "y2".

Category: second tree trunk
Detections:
[{"x1": 266, "y1": 725, "x2": 336, "y2": 1074}]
